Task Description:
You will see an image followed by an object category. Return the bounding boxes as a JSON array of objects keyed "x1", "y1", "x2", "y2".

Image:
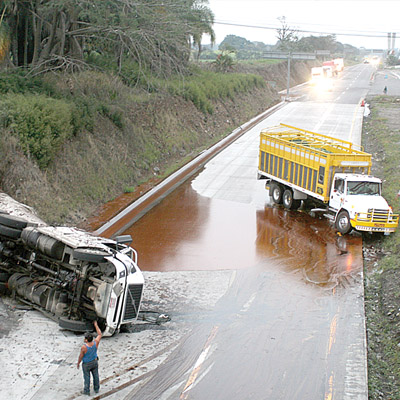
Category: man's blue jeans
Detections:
[{"x1": 82, "y1": 359, "x2": 99, "y2": 394}]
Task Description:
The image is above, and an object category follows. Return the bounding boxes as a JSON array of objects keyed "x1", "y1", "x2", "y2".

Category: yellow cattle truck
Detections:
[{"x1": 257, "y1": 124, "x2": 399, "y2": 235}]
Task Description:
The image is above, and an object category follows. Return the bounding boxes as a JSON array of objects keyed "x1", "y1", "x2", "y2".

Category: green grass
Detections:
[{"x1": 362, "y1": 95, "x2": 400, "y2": 399}]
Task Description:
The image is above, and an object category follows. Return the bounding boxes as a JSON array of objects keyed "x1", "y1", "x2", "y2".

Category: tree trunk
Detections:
[
  {"x1": 31, "y1": 15, "x2": 42, "y2": 66},
  {"x1": 9, "y1": 14, "x2": 18, "y2": 66},
  {"x1": 69, "y1": 8, "x2": 83, "y2": 60},
  {"x1": 38, "y1": 10, "x2": 58, "y2": 63},
  {"x1": 23, "y1": 14, "x2": 28, "y2": 67},
  {"x1": 58, "y1": 11, "x2": 66, "y2": 57}
]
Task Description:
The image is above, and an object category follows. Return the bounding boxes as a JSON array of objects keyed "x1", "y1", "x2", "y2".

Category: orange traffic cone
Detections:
[{"x1": 361, "y1": 99, "x2": 365, "y2": 107}]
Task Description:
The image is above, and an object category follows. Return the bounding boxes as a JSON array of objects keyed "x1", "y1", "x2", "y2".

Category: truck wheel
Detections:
[
  {"x1": 58, "y1": 316, "x2": 94, "y2": 332},
  {"x1": 270, "y1": 183, "x2": 283, "y2": 204},
  {"x1": 0, "y1": 272, "x2": 11, "y2": 282},
  {"x1": 0, "y1": 214, "x2": 28, "y2": 229},
  {"x1": 73, "y1": 248, "x2": 110, "y2": 263},
  {"x1": 0, "y1": 224, "x2": 22, "y2": 239},
  {"x1": 0, "y1": 282, "x2": 7, "y2": 295},
  {"x1": 336, "y1": 210, "x2": 352, "y2": 235},
  {"x1": 282, "y1": 189, "x2": 301, "y2": 210}
]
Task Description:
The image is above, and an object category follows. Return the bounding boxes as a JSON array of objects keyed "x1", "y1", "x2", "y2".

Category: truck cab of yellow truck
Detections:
[
  {"x1": 257, "y1": 124, "x2": 399, "y2": 235},
  {"x1": 329, "y1": 173, "x2": 397, "y2": 234}
]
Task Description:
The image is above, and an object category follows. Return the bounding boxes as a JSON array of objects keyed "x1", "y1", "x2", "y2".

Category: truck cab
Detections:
[{"x1": 329, "y1": 174, "x2": 398, "y2": 235}]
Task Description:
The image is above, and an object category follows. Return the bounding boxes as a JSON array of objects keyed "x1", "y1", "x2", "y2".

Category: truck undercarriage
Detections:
[{"x1": 0, "y1": 195, "x2": 144, "y2": 336}]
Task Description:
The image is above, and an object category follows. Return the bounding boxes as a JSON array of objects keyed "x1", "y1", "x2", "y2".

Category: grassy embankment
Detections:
[
  {"x1": 362, "y1": 95, "x2": 400, "y2": 399},
  {"x1": 0, "y1": 61, "x2": 312, "y2": 225}
]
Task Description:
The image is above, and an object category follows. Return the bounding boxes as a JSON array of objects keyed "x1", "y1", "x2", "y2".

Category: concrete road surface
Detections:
[
  {"x1": 1, "y1": 64, "x2": 378, "y2": 399},
  {"x1": 122, "y1": 64, "x2": 372, "y2": 400}
]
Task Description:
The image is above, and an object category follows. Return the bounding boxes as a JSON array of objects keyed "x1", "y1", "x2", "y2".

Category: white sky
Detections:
[{"x1": 205, "y1": 0, "x2": 400, "y2": 49}]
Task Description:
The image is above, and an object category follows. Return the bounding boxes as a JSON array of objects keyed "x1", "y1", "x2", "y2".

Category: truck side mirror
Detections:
[{"x1": 115, "y1": 235, "x2": 133, "y2": 246}]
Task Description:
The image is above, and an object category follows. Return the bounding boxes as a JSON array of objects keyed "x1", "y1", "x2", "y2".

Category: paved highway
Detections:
[{"x1": 120, "y1": 64, "x2": 375, "y2": 399}]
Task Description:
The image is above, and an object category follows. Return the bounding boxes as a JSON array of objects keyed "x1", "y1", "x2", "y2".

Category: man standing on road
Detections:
[{"x1": 77, "y1": 321, "x2": 102, "y2": 396}]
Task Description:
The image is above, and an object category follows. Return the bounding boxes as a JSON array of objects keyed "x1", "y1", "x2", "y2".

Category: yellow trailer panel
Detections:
[{"x1": 258, "y1": 124, "x2": 372, "y2": 203}]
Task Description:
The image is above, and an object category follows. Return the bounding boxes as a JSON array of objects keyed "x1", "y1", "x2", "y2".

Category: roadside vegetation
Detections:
[
  {"x1": 0, "y1": 62, "x2": 291, "y2": 225},
  {"x1": 0, "y1": 1, "x2": 355, "y2": 224},
  {"x1": 362, "y1": 95, "x2": 400, "y2": 399}
]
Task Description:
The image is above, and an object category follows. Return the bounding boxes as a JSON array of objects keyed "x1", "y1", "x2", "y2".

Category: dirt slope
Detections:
[{"x1": 0, "y1": 61, "x2": 313, "y2": 226}]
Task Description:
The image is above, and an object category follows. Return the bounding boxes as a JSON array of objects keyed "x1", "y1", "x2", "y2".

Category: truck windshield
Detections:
[{"x1": 347, "y1": 181, "x2": 380, "y2": 196}]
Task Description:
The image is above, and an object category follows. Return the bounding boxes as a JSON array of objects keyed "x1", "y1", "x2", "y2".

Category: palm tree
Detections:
[{"x1": 189, "y1": 1, "x2": 215, "y2": 60}]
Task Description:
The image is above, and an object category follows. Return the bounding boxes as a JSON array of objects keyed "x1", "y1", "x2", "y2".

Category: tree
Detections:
[
  {"x1": 219, "y1": 34, "x2": 271, "y2": 59},
  {"x1": 0, "y1": 0, "x2": 215, "y2": 76},
  {"x1": 186, "y1": 1, "x2": 215, "y2": 60},
  {"x1": 296, "y1": 35, "x2": 339, "y2": 53},
  {"x1": 0, "y1": 6, "x2": 10, "y2": 65},
  {"x1": 213, "y1": 50, "x2": 235, "y2": 72},
  {"x1": 387, "y1": 54, "x2": 399, "y2": 66},
  {"x1": 275, "y1": 16, "x2": 298, "y2": 51}
]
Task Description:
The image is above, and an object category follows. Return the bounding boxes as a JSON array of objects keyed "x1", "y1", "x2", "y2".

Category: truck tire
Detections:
[
  {"x1": 58, "y1": 316, "x2": 94, "y2": 332},
  {"x1": 0, "y1": 214, "x2": 28, "y2": 229},
  {"x1": 0, "y1": 272, "x2": 11, "y2": 282},
  {"x1": 270, "y1": 183, "x2": 283, "y2": 204},
  {"x1": 336, "y1": 210, "x2": 352, "y2": 235},
  {"x1": 73, "y1": 248, "x2": 110, "y2": 263},
  {"x1": 282, "y1": 189, "x2": 301, "y2": 210},
  {"x1": 0, "y1": 224, "x2": 22, "y2": 239},
  {"x1": 0, "y1": 282, "x2": 7, "y2": 295}
]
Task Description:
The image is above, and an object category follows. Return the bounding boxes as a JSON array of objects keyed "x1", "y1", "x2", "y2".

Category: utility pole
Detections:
[
  {"x1": 261, "y1": 51, "x2": 317, "y2": 100},
  {"x1": 286, "y1": 52, "x2": 291, "y2": 97}
]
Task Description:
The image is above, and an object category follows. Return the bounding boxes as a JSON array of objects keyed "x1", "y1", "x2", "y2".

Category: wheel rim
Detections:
[
  {"x1": 338, "y1": 214, "x2": 349, "y2": 231},
  {"x1": 272, "y1": 187, "x2": 281, "y2": 202}
]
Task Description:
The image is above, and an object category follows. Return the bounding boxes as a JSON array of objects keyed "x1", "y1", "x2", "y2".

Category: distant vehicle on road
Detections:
[
  {"x1": 257, "y1": 124, "x2": 399, "y2": 235},
  {"x1": 0, "y1": 194, "x2": 144, "y2": 336},
  {"x1": 310, "y1": 66, "x2": 334, "y2": 90}
]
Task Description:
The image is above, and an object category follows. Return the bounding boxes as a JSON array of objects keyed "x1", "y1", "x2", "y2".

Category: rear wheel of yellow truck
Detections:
[
  {"x1": 282, "y1": 189, "x2": 301, "y2": 210},
  {"x1": 335, "y1": 210, "x2": 352, "y2": 234},
  {"x1": 270, "y1": 183, "x2": 283, "y2": 204}
]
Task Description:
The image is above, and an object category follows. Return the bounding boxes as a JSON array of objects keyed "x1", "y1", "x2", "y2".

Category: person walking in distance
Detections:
[{"x1": 77, "y1": 321, "x2": 102, "y2": 395}]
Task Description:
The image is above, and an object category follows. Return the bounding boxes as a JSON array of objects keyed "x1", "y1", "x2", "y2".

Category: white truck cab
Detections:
[{"x1": 329, "y1": 174, "x2": 397, "y2": 235}]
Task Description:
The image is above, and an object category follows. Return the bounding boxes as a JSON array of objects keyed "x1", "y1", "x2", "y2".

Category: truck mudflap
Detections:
[{"x1": 351, "y1": 209, "x2": 399, "y2": 233}]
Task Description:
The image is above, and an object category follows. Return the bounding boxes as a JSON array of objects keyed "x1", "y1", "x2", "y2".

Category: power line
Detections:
[{"x1": 214, "y1": 20, "x2": 397, "y2": 39}]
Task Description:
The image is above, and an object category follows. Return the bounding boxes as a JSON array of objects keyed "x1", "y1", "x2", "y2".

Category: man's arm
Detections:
[
  {"x1": 77, "y1": 345, "x2": 87, "y2": 369},
  {"x1": 94, "y1": 321, "x2": 102, "y2": 347}
]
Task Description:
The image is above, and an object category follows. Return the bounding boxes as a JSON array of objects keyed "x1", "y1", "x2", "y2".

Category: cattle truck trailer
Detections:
[{"x1": 257, "y1": 123, "x2": 399, "y2": 235}]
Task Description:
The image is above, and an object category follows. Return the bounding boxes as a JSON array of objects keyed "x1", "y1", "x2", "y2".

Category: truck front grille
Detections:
[
  {"x1": 367, "y1": 209, "x2": 397, "y2": 223},
  {"x1": 122, "y1": 284, "x2": 143, "y2": 322}
]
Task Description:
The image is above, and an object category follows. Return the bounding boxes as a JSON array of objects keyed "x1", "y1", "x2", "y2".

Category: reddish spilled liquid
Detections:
[
  {"x1": 83, "y1": 178, "x2": 162, "y2": 232},
  {"x1": 117, "y1": 179, "x2": 362, "y2": 288}
]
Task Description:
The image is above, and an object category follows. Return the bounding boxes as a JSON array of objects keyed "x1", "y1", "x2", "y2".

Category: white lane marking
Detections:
[{"x1": 241, "y1": 293, "x2": 257, "y2": 313}]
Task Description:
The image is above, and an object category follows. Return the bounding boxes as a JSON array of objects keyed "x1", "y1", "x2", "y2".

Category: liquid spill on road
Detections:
[
  {"x1": 83, "y1": 178, "x2": 162, "y2": 232},
  {"x1": 122, "y1": 179, "x2": 362, "y2": 289}
]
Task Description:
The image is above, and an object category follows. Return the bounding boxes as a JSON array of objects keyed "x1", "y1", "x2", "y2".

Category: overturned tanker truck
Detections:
[{"x1": 0, "y1": 193, "x2": 144, "y2": 336}]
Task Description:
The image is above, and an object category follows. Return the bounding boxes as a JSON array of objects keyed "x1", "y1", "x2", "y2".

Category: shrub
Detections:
[
  {"x1": 0, "y1": 94, "x2": 75, "y2": 168},
  {"x1": 162, "y1": 69, "x2": 265, "y2": 114},
  {"x1": 0, "y1": 71, "x2": 55, "y2": 96}
]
